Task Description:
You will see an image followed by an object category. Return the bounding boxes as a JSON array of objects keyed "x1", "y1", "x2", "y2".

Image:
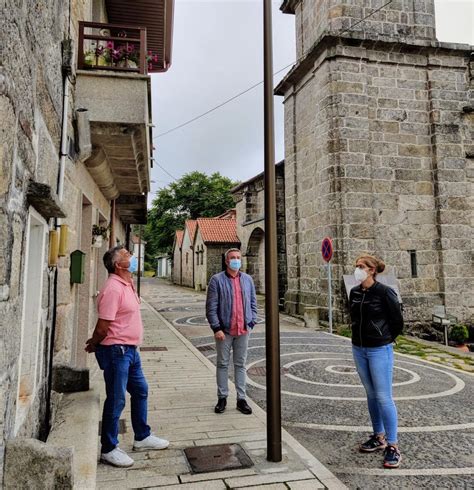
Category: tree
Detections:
[{"x1": 144, "y1": 171, "x2": 237, "y2": 259}]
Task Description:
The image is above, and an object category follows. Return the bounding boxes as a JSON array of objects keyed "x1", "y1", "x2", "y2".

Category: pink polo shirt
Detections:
[
  {"x1": 229, "y1": 273, "x2": 247, "y2": 336},
  {"x1": 97, "y1": 274, "x2": 143, "y2": 346}
]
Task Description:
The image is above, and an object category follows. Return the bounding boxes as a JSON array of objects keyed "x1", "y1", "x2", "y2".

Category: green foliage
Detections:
[
  {"x1": 144, "y1": 261, "x2": 154, "y2": 271},
  {"x1": 335, "y1": 324, "x2": 352, "y2": 338},
  {"x1": 144, "y1": 171, "x2": 237, "y2": 257},
  {"x1": 449, "y1": 324, "x2": 469, "y2": 344}
]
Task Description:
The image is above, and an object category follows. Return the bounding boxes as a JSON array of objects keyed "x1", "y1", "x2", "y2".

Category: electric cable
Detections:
[{"x1": 153, "y1": 0, "x2": 393, "y2": 140}]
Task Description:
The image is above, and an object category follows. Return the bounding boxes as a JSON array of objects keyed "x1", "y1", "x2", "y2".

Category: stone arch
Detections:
[{"x1": 246, "y1": 227, "x2": 265, "y2": 294}]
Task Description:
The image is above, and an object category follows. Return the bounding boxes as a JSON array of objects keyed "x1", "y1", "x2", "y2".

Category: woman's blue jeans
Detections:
[
  {"x1": 352, "y1": 344, "x2": 398, "y2": 445},
  {"x1": 95, "y1": 345, "x2": 151, "y2": 453}
]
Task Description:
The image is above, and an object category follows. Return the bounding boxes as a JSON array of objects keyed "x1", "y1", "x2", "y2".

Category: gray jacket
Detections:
[{"x1": 205, "y1": 271, "x2": 258, "y2": 333}]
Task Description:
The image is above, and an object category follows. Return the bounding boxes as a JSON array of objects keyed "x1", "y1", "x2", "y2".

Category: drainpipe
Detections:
[
  {"x1": 57, "y1": 76, "x2": 69, "y2": 203},
  {"x1": 109, "y1": 199, "x2": 116, "y2": 247},
  {"x1": 45, "y1": 70, "x2": 70, "y2": 436}
]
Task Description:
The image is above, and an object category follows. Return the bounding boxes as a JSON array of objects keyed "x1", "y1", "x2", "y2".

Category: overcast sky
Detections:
[{"x1": 149, "y1": 0, "x2": 474, "y2": 197}]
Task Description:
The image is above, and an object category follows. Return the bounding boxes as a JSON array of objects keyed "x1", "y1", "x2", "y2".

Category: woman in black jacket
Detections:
[{"x1": 349, "y1": 254, "x2": 404, "y2": 469}]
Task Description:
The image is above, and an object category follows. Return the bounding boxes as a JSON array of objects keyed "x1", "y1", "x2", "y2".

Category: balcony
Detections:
[{"x1": 75, "y1": 0, "x2": 174, "y2": 223}]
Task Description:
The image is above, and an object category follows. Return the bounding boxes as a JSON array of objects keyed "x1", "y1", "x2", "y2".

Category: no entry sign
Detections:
[{"x1": 321, "y1": 237, "x2": 333, "y2": 262}]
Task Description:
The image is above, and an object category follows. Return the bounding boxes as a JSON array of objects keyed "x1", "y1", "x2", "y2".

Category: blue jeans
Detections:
[
  {"x1": 215, "y1": 333, "x2": 249, "y2": 400},
  {"x1": 352, "y1": 344, "x2": 398, "y2": 445},
  {"x1": 95, "y1": 345, "x2": 151, "y2": 453}
]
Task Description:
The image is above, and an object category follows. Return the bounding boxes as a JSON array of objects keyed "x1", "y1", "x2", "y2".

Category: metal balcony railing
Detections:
[{"x1": 78, "y1": 21, "x2": 156, "y2": 75}]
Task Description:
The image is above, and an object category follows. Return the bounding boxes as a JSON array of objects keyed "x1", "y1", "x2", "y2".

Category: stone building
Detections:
[
  {"x1": 231, "y1": 162, "x2": 288, "y2": 305},
  {"x1": 193, "y1": 218, "x2": 241, "y2": 291},
  {"x1": 181, "y1": 219, "x2": 197, "y2": 288},
  {"x1": 172, "y1": 229, "x2": 184, "y2": 285},
  {"x1": 1, "y1": 0, "x2": 173, "y2": 485},
  {"x1": 276, "y1": 0, "x2": 473, "y2": 323}
]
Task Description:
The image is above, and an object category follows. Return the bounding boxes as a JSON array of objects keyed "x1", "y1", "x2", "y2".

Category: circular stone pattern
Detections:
[
  {"x1": 174, "y1": 314, "x2": 265, "y2": 327},
  {"x1": 158, "y1": 306, "x2": 198, "y2": 312},
  {"x1": 174, "y1": 315, "x2": 209, "y2": 326},
  {"x1": 246, "y1": 352, "x2": 465, "y2": 401},
  {"x1": 325, "y1": 365, "x2": 358, "y2": 375}
]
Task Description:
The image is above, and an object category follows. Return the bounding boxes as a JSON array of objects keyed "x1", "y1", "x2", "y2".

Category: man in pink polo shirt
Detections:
[
  {"x1": 85, "y1": 246, "x2": 168, "y2": 468},
  {"x1": 206, "y1": 248, "x2": 258, "y2": 415}
]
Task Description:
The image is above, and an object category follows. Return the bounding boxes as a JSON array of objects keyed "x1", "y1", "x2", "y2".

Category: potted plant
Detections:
[
  {"x1": 449, "y1": 323, "x2": 469, "y2": 351},
  {"x1": 83, "y1": 41, "x2": 158, "y2": 71},
  {"x1": 92, "y1": 224, "x2": 109, "y2": 248}
]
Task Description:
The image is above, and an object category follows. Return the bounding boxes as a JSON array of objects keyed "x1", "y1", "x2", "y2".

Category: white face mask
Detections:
[{"x1": 354, "y1": 267, "x2": 368, "y2": 283}]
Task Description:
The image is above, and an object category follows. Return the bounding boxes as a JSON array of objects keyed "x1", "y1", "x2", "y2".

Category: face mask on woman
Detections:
[
  {"x1": 354, "y1": 266, "x2": 368, "y2": 283},
  {"x1": 128, "y1": 255, "x2": 138, "y2": 273}
]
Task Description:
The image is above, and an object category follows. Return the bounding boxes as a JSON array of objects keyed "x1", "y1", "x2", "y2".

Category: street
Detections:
[{"x1": 143, "y1": 278, "x2": 474, "y2": 489}]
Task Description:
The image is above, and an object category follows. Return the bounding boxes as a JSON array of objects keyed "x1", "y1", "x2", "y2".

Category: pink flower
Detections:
[{"x1": 107, "y1": 41, "x2": 114, "y2": 49}]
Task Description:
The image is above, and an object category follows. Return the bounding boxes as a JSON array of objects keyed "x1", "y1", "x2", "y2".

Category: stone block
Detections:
[
  {"x1": 303, "y1": 306, "x2": 320, "y2": 328},
  {"x1": 52, "y1": 364, "x2": 89, "y2": 393},
  {"x1": 4, "y1": 438, "x2": 73, "y2": 489}
]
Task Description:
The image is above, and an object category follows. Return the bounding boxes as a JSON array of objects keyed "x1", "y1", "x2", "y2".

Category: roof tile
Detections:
[{"x1": 196, "y1": 218, "x2": 240, "y2": 244}]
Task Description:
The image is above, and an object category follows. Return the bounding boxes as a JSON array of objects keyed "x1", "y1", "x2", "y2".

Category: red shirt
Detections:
[{"x1": 229, "y1": 274, "x2": 247, "y2": 336}]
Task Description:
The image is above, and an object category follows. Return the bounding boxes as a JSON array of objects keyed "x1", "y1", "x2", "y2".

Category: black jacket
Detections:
[{"x1": 349, "y1": 282, "x2": 404, "y2": 347}]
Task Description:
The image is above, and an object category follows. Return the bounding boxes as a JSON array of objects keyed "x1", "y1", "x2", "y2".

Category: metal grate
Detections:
[
  {"x1": 184, "y1": 444, "x2": 253, "y2": 474},
  {"x1": 140, "y1": 346, "x2": 168, "y2": 351}
]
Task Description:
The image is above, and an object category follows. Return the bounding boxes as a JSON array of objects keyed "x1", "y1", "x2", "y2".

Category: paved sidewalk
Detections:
[{"x1": 94, "y1": 299, "x2": 346, "y2": 489}]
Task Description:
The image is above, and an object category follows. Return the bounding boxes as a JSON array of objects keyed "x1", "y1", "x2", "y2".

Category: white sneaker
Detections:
[
  {"x1": 100, "y1": 447, "x2": 134, "y2": 467},
  {"x1": 133, "y1": 434, "x2": 169, "y2": 451}
]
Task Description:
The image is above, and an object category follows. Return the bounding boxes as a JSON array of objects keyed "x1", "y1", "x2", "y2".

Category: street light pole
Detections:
[{"x1": 263, "y1": 0, "x2": 282, "y2": 463}]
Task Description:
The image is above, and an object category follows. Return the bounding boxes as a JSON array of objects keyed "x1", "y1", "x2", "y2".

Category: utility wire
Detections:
[
  {"x1": 154, "y1": 160, "x2": 178, "y2": 181},
  {"x1": 153, "y1": 0, "x2": 392, "y2": 141}
]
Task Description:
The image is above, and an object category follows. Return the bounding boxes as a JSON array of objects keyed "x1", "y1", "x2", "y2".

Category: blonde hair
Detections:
[{"x1": 355, "y1": 254, "x2": 385, "y2": 276}]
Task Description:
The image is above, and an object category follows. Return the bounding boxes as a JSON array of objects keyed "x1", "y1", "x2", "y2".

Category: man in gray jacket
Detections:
[{"x1": 206, "y1": 248, "x2": 258, "y2": 415}]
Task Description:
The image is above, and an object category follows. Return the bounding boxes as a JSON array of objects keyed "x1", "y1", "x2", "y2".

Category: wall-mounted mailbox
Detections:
[{"x1": 70, "y1": 250, "x2": 86, "y2": 284}]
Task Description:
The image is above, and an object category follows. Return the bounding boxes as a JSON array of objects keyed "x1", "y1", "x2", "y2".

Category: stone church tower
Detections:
[{"x1": 276, "y1": 0, "x2": 473, "y2": 324}]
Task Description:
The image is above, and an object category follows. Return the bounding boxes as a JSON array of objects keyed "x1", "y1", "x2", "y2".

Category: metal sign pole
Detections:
[{"x1": 328, "y1": 262, "x2": 332, "y2": 334}]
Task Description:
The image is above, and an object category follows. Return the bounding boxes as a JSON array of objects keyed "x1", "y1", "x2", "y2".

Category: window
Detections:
[
  {"x1": 16, "y1": 208, "x2": 47, "y2": 432},
  {"x1": 408, "y1": 250, "x2": 417, "y2": 278}
]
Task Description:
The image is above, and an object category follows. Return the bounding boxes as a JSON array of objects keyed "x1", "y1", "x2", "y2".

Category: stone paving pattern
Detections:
[{"x1": 142, "y1": 279, "x2": 474, "y2": 489}]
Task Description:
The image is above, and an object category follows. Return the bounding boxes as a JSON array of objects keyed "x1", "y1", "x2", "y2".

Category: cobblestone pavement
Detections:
[{"x1": 143, "y1": 279, "x2": 474, "y2": 490}]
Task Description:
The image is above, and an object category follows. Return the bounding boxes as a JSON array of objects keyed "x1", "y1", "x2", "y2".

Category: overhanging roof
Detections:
[{"x1": 105, "y1": 0, "x2": 174, "y2": 72}]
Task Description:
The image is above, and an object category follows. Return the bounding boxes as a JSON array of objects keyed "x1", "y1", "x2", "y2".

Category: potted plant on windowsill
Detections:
[{"x1": 92, "y1": 224, "x2": 109, "y2": 248}]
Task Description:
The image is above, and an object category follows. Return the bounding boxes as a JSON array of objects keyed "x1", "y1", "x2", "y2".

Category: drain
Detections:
[{"x1": 184, "y1": 443, "x2": 253, "y2": 473}]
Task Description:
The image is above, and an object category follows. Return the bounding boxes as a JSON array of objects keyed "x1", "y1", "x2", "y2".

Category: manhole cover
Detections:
[{"x1": 184, "y1": 443, "x2": 253, "y2": 474}]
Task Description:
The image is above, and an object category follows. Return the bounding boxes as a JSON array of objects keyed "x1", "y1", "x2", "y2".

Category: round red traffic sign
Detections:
[{"x1": 321, "y1": 237, "x2": 333, "y2": 262}]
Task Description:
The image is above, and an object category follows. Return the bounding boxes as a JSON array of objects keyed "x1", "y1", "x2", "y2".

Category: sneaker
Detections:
[
  {"x1": 236, "y1": 399, "x2": 252, "y2": 415},
  {"x1": 359, "y1": 434, "x2": 387, "y2": 452},
  {"x1": 133, "y1": 434, "x2": 169, "y2": 452},
  {"x1": 383, "y1": 445, "x2": 402, "y2": 468},
  {"x1": 214, "y1": 398, "x2": 227, "y2": 413},
  {"x1": 100, "y1": 447, "x2": 134, "y2": 467}
]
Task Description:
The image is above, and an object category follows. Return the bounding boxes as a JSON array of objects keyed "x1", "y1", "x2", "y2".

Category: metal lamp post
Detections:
[{"x1": 263, "y1": 0, "x2": 282, "y2": 463}]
